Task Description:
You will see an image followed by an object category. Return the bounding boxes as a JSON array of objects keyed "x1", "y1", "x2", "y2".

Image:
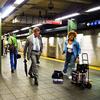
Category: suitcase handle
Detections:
[{"x1": 82, "y1": 53, "x2": 89, "y2": 64}]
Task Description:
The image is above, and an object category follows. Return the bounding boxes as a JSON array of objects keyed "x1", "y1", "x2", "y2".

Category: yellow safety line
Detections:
[
  {"x1": 89, "y1": 66, "x2": 100, "y2": 71},
  {"x1": 41, "y1": 56, "x2": 100, "y2": 71},
  {"x1": 41, "y1": 56, "x2": 65, "y2": 63}
]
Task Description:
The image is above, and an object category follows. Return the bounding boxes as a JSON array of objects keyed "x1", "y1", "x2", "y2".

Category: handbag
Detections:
[{"x1": 17, "y1": 54, "x2": 21, "y2": 59}]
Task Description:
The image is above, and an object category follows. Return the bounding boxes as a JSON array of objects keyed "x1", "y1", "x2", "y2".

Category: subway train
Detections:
[{"x1": 16, "y1": 26, "x2": 100, "y2": 67}]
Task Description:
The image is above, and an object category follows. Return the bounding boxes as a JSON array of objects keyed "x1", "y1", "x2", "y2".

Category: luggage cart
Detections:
[{"x1": 71, "y1": 53, "x2": 92, "y2": 89}]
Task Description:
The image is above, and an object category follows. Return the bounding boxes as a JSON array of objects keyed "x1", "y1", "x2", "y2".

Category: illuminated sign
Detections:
[
  {"x1": 46, "y1": 20, "x2": 62, "y2": 25},
  {"x1": 86, "y1": 20, "x2": 100, "y2": 27}
]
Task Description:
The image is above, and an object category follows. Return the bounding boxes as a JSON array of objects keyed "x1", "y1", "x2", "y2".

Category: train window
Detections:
[
  {"x1": 42, "y1": 37, "x2": 47, "y2": 46},
  {"x1": 97, "y1": 32, "x2": 100, "y2": 48},
  {"x1": 49, "y1": 37, "x2": 54, "y2": 46},
  {"x1": 57, "y1": 37, "x2": 64, "y2": 53}
]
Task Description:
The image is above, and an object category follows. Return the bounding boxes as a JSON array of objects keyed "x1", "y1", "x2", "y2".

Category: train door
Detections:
[
  {"x1": 56, "y1": 37, "x2": 66, "y2": 60},
  {"x1": 47, "y1": 37, "x2": 56, "y2": 58},
  {"x1": 42, "y1": 37, "x2": 48, "y2": 57}
]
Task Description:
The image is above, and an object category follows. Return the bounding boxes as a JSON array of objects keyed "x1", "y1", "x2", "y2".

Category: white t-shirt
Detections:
[
  {"x1": 67, "y1": 43, "x2": 73, "y2": 53},
  {"x1": 33, "y1": 35, "x2": 40, "y2": 51}
]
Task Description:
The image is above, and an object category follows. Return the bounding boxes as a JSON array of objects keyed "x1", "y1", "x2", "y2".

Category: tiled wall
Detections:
[
  {"x1": 78, "y1": 29, "x2": 100, "y2": 66},
  {"x1": 41, "y1": 29, "x2": 100, "y2": 66}
]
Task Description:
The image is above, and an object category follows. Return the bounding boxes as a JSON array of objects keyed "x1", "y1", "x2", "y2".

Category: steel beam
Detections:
[{"x1": 0, "y1": 11, "x2": 1, "y2": 74}]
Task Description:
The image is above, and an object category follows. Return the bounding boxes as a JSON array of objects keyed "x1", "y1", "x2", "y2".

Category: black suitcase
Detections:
[
  {"x1": 52, "y1": 70, "x2": 64, "y2": 84},
  {"x1": 52, "y1": 70, "x2": 63, "y2": 79}
]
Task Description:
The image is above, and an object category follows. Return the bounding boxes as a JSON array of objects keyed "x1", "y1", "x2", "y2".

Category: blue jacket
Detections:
[{"x1": 63, "y1": 39, "x2": 81, "y2": 58}]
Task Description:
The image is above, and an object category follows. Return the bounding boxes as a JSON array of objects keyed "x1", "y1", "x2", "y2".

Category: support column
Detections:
[{"x1": 0, "y1": 11, "x2": 1, "y2": 74}]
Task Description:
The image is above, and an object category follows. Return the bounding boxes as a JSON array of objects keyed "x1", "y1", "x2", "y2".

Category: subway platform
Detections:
[{"x1": 0, "y1": 54, "x2": 100, "y2": 100}]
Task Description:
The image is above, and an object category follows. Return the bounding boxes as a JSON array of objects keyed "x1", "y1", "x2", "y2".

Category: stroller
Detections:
[{"x1": 71, "y1": 53, "x2": 92, "y2": 89}]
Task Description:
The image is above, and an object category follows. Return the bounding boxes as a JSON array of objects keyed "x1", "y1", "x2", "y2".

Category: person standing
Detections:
[
  {"x1": 63, "y1": 31, "x2": 81, "y2": 79},
  {"x1": 8, "y1": 33, "x2": 18, "y2": 73},
  {"x1": 24, "y1": 27, "x2": 43, "y2": 85},
  {"x1": 3, "y1": 35, "x2": 8, "y2": 55}
]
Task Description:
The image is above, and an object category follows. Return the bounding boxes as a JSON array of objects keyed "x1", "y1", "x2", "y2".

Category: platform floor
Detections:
[{"x1": 0, "y1": 54, "x2": 100, "y2": 100}]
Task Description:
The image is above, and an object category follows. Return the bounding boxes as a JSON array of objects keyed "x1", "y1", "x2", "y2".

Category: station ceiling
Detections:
[
  {"x1": 0, "y1": 0, "x2": 8, "y2": 8},
  {"x1": 1, "y1": 0, "x2": 100, "y2": 34}
]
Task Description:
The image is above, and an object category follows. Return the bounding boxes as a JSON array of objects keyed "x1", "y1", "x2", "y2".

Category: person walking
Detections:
[
  {"x1": 24, "y1": 27, "x2": 43, "y2": 85},
  {"x1": 63, "y1": 31, "x2": 81, "y2": 79},
  {"x1": 36, "y1": 35, "x2": 42, "y2": 64},
  {"x1": 8, "y1": 33, "x2": 18, "y2": 73}
]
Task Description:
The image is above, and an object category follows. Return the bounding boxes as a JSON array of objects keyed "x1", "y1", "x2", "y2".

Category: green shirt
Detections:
[{"x1": 8, "y1": 36, "x2": 18, "y2": 48}]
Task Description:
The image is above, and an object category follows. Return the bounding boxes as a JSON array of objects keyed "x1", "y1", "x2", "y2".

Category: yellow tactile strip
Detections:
[{"x1": 41, "y1": 56, "x2": 100, "y2": 71}]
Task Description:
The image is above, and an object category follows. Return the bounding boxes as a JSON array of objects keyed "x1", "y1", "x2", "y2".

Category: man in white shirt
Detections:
[{"x1": 24, "y1": 27, "x2": 43, "y2": 85}]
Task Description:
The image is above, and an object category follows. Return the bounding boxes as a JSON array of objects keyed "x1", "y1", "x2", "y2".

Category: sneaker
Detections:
[
  {"x1": 11, "y1": 69, "x2": 14, "y2": 73},
  {"x1": 68, "y1": 76, "x2": 72, "y2": 80},
  {"x1": 34, "y1": 77, "x2": 38, "y2": 86},
  {"x1": 28, "y1": 73, "x2": 34, "y2": 78},
  {"x1": 37, "y1": 61, "x2": 40, "y2": 64},
  {"x1": 63, "y1": 72, "x2": 68, "y2": 76}
]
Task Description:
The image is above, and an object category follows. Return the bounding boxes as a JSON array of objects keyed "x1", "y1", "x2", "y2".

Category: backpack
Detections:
[{"x1": 9, "y1": 38, "x2": 16, "y2": 52}]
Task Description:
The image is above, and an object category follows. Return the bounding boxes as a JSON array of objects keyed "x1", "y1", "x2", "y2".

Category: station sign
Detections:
[
  {"x1": 68, "y1": 19, "x2": 77, "y2": 32},
  {"x1": 87, "y1": 20, "x2": 100, "y2": 27},
  {"x1": 45, "y1": 20, "x2": 62, "y2": 25}
]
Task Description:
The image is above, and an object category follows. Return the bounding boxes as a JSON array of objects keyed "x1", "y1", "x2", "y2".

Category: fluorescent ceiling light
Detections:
[
  {"x1": 1, "y1": 6, "x2": 16, "y2": 19},
  {"x1": 55, "y1": 13, "x2": 80, "y2": 21},
  {"x1": 12, "y1": 30, "x2": 19, "y2": 33},
  {"x1": 21, "y1": 27, "x2": 30, "y2": 31},
  {"x1": 31, "y1": 23, "x2": 42, "y2": 28},
  {"x1": 14, "y1": 0, "x2": 25, "y2": 5},
  {"x1": 85, "y1": 6, "x2": 100, "y2": 12},
  {"x1": 17, "y1": 33, "x2": 29, "y2": 37}
]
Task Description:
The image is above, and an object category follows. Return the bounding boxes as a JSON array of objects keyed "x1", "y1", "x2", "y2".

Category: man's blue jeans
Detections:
[
  {"x1": 63, "y1": 53, "x2": 76, "y2": 76},
  {"x1": 10, "y1": 50, "x2": 17, "y2": 70}
]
